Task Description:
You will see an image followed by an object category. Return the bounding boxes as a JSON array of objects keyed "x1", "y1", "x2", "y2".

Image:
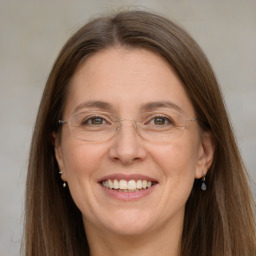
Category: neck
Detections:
[{"x1": 85, "y1": 215, "x2": 183, "y2": 256}]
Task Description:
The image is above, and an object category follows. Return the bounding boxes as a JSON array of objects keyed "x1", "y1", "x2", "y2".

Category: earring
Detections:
[
  {"x1": 201, "y1": 176, "x2": 207, "y2": 191},
  {"x1": 59, "y1": 171, "x2": 67, "y2": 188}
]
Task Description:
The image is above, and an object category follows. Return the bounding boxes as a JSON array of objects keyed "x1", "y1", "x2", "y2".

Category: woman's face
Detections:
[{"x1": 55, "y1": 47, "x2": 213, "y2": 238}]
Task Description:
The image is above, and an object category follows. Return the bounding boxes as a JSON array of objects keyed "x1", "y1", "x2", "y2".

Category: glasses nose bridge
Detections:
[{"x1": 116, "y1": 118, "x2": 139, "y2": 134}]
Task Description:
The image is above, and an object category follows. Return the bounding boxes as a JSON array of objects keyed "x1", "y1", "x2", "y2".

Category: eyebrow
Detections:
[
  {"x1": 140, "y1": 101, "x2": 184, "y2": 113},
  {"x1": 72, "y1": 101, "x2": 114, "y2": 114},
  {"x1": 72, "y1": 100, "x2": 184, "y2": 115}
]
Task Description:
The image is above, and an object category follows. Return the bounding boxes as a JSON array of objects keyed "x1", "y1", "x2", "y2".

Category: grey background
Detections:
[{"x1": 0, "y1": 0, "x2": 255, "y2": 255}]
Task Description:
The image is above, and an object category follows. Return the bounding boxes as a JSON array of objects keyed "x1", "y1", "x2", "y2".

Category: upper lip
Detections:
[{"x1": 98, "y1": 173, "x2": 158, "y2": 183}]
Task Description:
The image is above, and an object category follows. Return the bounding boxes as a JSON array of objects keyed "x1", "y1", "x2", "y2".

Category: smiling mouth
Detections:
[{"x1": 101, "y1": 179, "x2": 158, "y2": 192}]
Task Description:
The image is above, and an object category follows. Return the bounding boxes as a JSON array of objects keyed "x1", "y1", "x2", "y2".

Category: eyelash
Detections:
[
  {"x1": 146, "y1": 115, "x2": 174, "y2": 125},
  {"x1": 82, "y1": 116, "x2": 110, "y2": 125},
  {"x1": 81, "y1": 114, "x2": 174, "y2": 126}
]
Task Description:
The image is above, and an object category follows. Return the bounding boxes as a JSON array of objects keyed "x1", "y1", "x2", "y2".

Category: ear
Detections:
[
  {"x1": 195, "y1": 131, "x2": 215, "y2": 179},
  {"x1": 53, "y1": 133, "x2": 67, "y2": 181}
]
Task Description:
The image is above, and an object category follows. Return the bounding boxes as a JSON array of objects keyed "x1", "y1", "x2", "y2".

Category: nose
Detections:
[{"x1": 108, "y1": 121, "x2": 147, "y2": 165}]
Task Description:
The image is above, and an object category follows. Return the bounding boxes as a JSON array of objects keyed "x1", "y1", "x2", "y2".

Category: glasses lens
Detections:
[
  {"x1": 67, "y1": 111, "x2": 194, "y2": 142},
  {"x1": 69, "y1": 112, "x2": 116, "y2": 142},
  {"x1": 138, "y1": 124, "x2": 186, "y2": 142}
]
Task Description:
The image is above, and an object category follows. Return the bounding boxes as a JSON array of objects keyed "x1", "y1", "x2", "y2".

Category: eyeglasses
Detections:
[{"x1": 58, "y1": 111, "x2": 197, "y2": 143}]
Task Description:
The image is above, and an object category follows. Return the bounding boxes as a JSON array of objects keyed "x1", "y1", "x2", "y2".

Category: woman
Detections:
[{"x1": 23, "y1": 10, "x2": 256, "y2": 256}]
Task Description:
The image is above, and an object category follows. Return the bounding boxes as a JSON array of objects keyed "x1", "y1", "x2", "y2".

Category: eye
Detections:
[
  {"x1": 146, "y1": 114, "x2": 172, "y2": 125},
  {"x1": 83, "y1": 116, "x2": 107, "y2": 125},
  {"x1": 152, "y1": 117, "x2": 171, "y2": 126},
  {"x1": 142, "y1": 113, "x2": 175, "y2": 126}
]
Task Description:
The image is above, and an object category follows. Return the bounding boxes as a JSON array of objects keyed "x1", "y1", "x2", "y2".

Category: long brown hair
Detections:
[{"x1": 23, "y1": 10, "x2": 256, "y2": 255}]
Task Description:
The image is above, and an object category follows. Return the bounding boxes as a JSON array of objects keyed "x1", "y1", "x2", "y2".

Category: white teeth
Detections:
[
  {"x1": 119, "y1": 179, "x2": 128, "y2": 189},
  {"x1": 109, "y1": 180, "x2": 113, "y2": 189},
  {"x1": 127, "y1": 180, "x2": 136, "y2": 190},
  {"x1": 113, "y1": 179, "x2": 119, "y2": 189},
  {"x1": 137, "y1": 180, "x2": 143, "y2": 189},
  {"x1": 102, "y1": 179, "x2": 155, "y2": 191},
  {"x1": 142, "y1": 180, "x2": 147, "y2": 189}
]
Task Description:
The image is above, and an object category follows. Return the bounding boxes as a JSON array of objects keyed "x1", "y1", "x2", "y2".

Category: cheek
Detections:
[
  {"x1": 60, "y1": 142, "x2": 108, "y2": 214},
  {"x1": 151, "y1": 141, "x2": 198, "y2": 176},
  {"x1": 62, "y1": 141, "x2": 106, "y2": 180},
  {"x1": 148, "y1": 134, "x2": 200, "y2": 197}
]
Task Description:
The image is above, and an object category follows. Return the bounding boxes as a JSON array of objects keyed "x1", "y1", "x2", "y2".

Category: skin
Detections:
[{"x1": 55, "y1": 47, "x2": 215, "y2": 256}]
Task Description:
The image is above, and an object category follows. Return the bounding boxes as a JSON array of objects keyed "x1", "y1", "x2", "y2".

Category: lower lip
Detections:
[{"x1": 100, "y1": 184, "x2": 157, "y2": 201}]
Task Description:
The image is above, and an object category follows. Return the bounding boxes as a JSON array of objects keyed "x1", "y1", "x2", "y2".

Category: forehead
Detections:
[{"x1": 63, "y1": 47, "x2": 194, "y2": 117}]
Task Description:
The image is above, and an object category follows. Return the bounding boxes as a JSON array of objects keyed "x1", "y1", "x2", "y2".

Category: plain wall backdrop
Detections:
[{"x1": 0, "y1": 0, "x2": 255, "y2": 255}]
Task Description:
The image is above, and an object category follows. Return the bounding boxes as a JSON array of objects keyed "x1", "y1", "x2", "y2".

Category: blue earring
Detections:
[{"x1": 201, "y1": 176, "x2": 206, "y2": 191}]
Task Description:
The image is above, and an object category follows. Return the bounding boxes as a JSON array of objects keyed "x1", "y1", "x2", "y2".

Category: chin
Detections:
[
  {"x1": 98, "y1": 208, "x2": 159, "y2": 236},
  {"x1": 104, "y1": 220, "x2": 153, "y2": 237},
  {"x1": 82, "y1": 206, "x2": 156, "y2": 236}
]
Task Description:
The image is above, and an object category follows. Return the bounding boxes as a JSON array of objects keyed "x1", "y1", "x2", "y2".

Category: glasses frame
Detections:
[{"x1": 58, "y1": 111, "x2": 197, "y2": 143}]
